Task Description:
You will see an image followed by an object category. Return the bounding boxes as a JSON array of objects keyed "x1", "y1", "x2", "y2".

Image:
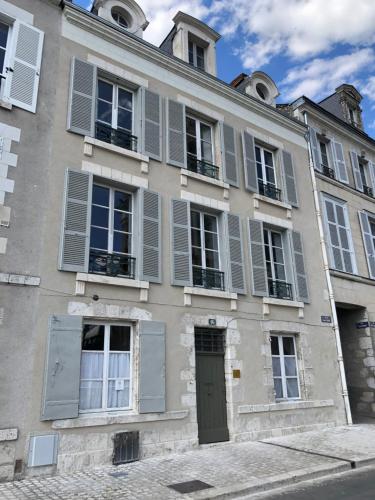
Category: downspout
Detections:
[{"x1": 302, "y1": 111, "x2": 352, "y2": 425}]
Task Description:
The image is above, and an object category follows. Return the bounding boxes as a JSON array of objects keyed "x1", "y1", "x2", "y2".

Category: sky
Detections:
[{"x1": 75, "y1": 0, "x2": 375, "y2": 135}]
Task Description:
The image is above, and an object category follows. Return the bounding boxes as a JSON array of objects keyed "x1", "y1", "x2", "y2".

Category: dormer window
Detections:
[
  {"x1": 111, "y1": 8, "x2": 130, "y2": 28},
  {"x1": 256, "y1": 83, "x2": 268, "y2": 101},
  {"x1": 188, "y1": 39, "x2": 205, "y2": 70}
]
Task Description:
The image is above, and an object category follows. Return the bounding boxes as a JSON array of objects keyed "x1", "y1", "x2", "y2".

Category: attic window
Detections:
[
  {"x1": 111, "y1": 7, "x2": 130, "y2": 28},
  {"x1": 256, "y1": 83, "x2": 269, "y2": 101}
]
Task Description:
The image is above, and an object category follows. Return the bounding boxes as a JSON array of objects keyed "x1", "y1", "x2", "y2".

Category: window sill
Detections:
[
  {"x1": 263, "y1": 297, "x2": 304, "y2": 318},
  {"x1": 181, "y1": 169, "x2": 230, "y2": 199},
  {"x1": 0, "y1": 99, "x2": 12, "y2": 111},
  {"x1": 316, "y1": 171, "x2": 375, "y2": 203},
  {"x1": 253, "y1": 193, "x2": 292, "y2": 211},
  {"x1": 184, "y1": 286, "x2": 237, "y2": 310},
  {"x1": 330, "y1": 269, "x2": 374, "y2": 285},
  {"x1": 83, "y1": 136, "x2": 149, "y2": 172},
  {"x1": 76, "y1": 273, "x2": 149, "y2": 302},
  {"x1": 52, "y1": 409, "x2": 189, "y2": 430},
  {"x1": 238, "y1": 399, "x2": 334, "y2": 414}
]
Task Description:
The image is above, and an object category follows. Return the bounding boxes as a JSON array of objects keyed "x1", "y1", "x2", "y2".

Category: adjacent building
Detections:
[{"x1": 0, "y1": 0, "x2": 352, "y2": 480}]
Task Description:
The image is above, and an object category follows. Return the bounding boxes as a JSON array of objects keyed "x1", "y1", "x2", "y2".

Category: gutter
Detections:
[{"x1": 302, "y1": 110, "x2": 352, "y2": 425}]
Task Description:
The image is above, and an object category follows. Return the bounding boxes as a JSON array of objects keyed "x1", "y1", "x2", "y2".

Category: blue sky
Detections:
[{"x1": 75, "y1": 0, "x2": 375, "y2": 135}]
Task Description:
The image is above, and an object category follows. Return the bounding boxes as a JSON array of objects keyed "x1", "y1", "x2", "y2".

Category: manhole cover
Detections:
[
  {"x1": 167, "y1": 480, "x2": 213, "y2": 494},
  {"x1": 109, "y1": 471, "x2": 128, "y2": 478}
]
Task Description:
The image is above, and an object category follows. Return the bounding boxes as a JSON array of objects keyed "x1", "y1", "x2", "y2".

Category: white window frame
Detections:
[
  {"x1": 186, "y1": 114, "x2": 214, "y2": 164},
  {"x1": 79, "y1": 322, "x2": 133, "y2": 413},
  {"x1": 358, "y1": 159, "x2": 370, "y2": 189},
  {"x1": 191, "y1": 209, "x2": 221, "y2": 272},
  {"x1": 322, "y1": 194, "x2": 357, "y2": 274},
  {"x1": 271, "y1": 335, "x2": 301, "y2": 401},
  {"x1": 90, "y1": 183, "x2": 133, "y2": 257},
  {"x1": 318, "y1": 139, "x2": 330, "y2": 169},
  {"x1": 0, "y1": 17, "x2": 12, "y2": 100},
  {"x1": 96, "y1": 78, "x2": 134, "y2": 134},
  {"x1": 188, "y1": 39, "x2": 205, "y2": 70},
  {"x1": 264, "y1": 228, "x2": 287, "y2": 284},
  {"x1": 255, "y1": 144, "x2": 277, "y2": 187}
]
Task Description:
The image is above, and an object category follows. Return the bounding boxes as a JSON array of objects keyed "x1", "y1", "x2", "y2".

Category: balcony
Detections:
[
  {"x1": 321, "y1": 164, "x2": 335, "y2": 179},
  {"x1": 268, "y1": 280, "x2": 293, "y2": 300},
  {"x1": 187, "y1": 154, "x2": 219, "y2": 180},
  {"x1": 193, "y1": 267, "x2": 225, "y2": 291},
  {"x1": 363, "y1": 185, "x2": 374, "y2": 198},
  {"x1": 89, "y1": 250, "x2": 136, "y2": 279},
  {"x1": 258, "y1": 181, "x2": 282, "y2": 201},
  {"x1": 95, "y1": 122, "x2": 137, "y2": 153}
]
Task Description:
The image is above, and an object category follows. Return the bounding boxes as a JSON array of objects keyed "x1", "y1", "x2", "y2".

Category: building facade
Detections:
[{"x1": 0, "y1": 0, "x2": 349, "y2": 481}]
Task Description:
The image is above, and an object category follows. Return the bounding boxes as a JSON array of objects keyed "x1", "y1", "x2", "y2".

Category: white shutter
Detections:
[
  {"x1": 5, "y1": 20, "x2": 44, "y2": 113},
  {"x1": 332, "y1": 140, "x2": 348, "y2": 183},
  {"x1": 358, "y1": 211, "x2": 375, "y2": 279},
  {"x1": 309, "y1": 128, "x2": 322, "y2": 171},
  {"x1": 350, "y1": 151, "x2": 363, "y2": 191}
]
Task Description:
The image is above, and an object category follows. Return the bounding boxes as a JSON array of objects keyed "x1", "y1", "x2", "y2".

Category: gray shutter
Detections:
[
  {"x1": 222, "y1": 123, "x2": 239, "y2": 187},
  {"x1": 332, "y1": 140, "x2": 348, "y2": 183},
  {"x1": 67, "y1": 58, "x2": 96, "y2": 136},
  {"x1": 41, "y1": 315, "x2": 82, "y2": 420},
  {"x1": 290, "y1": 231, "x2": 309, "y2": 303},
  {"x1": 59, "y1": 169, "x2": 92, "y2": 272},
  {"x1": 6, "y1": 21, "x2": 44, "y2": 113},
  {"x1": 281, "y1": 150, "x2": 299, "y2": 207},
  {"x1": 171, "y1": 199, "x2": 192, "y2": 286},
  {"x1": 350, "y1": 151, "x2": 363, "y2": 191},
  {"x1": 143, "y1": 89, "x2": 162, "y2": 160},
  {"x1": 309, "y1": 127, "x2": 321, "y2": 171},
  {"x1": 226, "y1": 213, "x2": 246, "y2": 294},
  {"x1": 242, "y1": 131, "x2": 258, "y2": 192},
  {"x1": 248, "y1": 219, "x2": 267, "y2": 296},
  {"x1": 139, "y1": 320, "x2": 166, "y2": 413},
  {"x1": 358, "y1": 211, "x2": 375, "y2": 279},
  {"x1": 166, "y1": 99, "x2": 186, "y2": 167},
  {"x1": 141, "y1": 189, "x2": 161, "y2": 283}
]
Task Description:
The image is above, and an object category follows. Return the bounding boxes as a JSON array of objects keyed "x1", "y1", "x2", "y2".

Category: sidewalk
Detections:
[{"x1": 1, "y1": 425, "x2": 375, "y2": 500}]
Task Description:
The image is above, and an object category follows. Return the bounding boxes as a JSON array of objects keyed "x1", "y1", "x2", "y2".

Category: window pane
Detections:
[
  {"x1": 0, "y1": 48, "x2": 5, "y2": 74},
  {"x1": 265, "y1": 165, "x2": 276, "y2": 185},
  {"x1": 272, "y1": 357, "x2": 281, "y2": 377},
  {"x1": 80, "y1": 352, "x2": 103, "y2": 378},
  {"x1": 271, "y1": 232, "x2": 282, "y2": 248},
  {"x1": 204, "y1": 214, "x2": 217, "y2": 232},
  {"x1": 192, "y1": 247, "x2": 202, "y2": 266},
  {"x1": 205, "y1": 231, "x2": 218, "y2": 250},
  {"x1": 114, "y1": 212, "x2": 131, "y2": 232},
  {"x1": 196, "y1": 45, "x2": 204, "y2": 58},
  {"x1": 186, "y1": 117, "x2": 196, "y2": 136},
  {"x1": 284, "y1": 357, "x2": 297, "y2": 377},
  {"x1": 191, "y1": 211, "x2": 201, "y2": 228},
  {"x1": 113, "y1": 232, "x2": 130, "y2": 254},
  {"x1": 264, "y1": 150, "x2": 273, "y2": 167},
  {"x1": 188, "y1": 42, "x2": 194, "y2": 64},
  {"x1": 117, "y1": 108, "x2": 132, "y2": 131},
  {"x1": 339, "y1": 227, "x2": 349, "y2": 249},
  {"x1": 274, "y1": 264, "x2": 286, "y2": 281},
  {"x1": 79, "y1": 381, "x2": 103, "y2": 410},
  {"x1": 93, "y1": 185, "x2": 109, "y2": 206},
  {"x1": 114, "y1": 191, "x2": 131, "y2": 212},
  {"x1": 272, "y1": 247, "x2": 284, "y2": 264},
  {"x1": 191, "y1": 228, "x2": 201, "y2": 247},
  {"x1": 255, "y1": 146, "x2": 261, "y2": 162},
  {"x1": 82, "y1": 325, "x2": 105, "y2": 350},
  {"x1": 273, "y1": 378, "x2": 283, "y2": 399},
  {"x1": 201, "y1": 140, "x2": 213, "y2": 162},
  {"x1": 108, "y1": 353, "x2": 130, "y2": 378},
  {"x1": 107, "y1": 380, "x2": 129, "y2": 408},
  {"x1": 270, "y1": 336, "x2": 279, "y2": 355},
  {"x1": 118, "y1": 88, "x2": 132, "y2": 110},
  {"x1": 336, "y1": 205, "x2": 345, "y2": 227},
  {"x1": 332, "y1": 247, "x2": 344, "y2": 270},
  {"x1": 97, "y1": 100, "x2": 112, "y2": 124},
  {"x1": 205, "y1": 250, "x2": 219, "y2": 269},
  {"x1": 98, "y1": 80, "x2": 113, "y2": 101},
  {"x1": 0, "y1": 22, "x2": 8, "y2": 49},
  {"x1": 343, "y1": 251, "x2": 353, "y2": 273},
  {"x1": 90, "y1": 227, "x2": 108, "y2": 250},
  {"x1": 283, "y1": 337, "x2": 295, "y2": 355},
  {"x1": 200, "y1": 123, "x2": 212, "y2": 143},
  {"x1": 187, "y1": 135, "x2": 197, "y2": 156},
  {"x1": 329, "y1": 223, "x2": 340, "y2": 246},
  {"x1": 286, "y1": 378, "x2": 299, "y2": 398},
  {"x1": 91, "y1": 206, "x2": 109, "y2": 228},
  {"x1": 110, "y1": 326, "x2": 131, "y2": 351}
]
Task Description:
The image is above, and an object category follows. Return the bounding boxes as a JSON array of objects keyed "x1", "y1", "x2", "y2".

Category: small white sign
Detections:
[{"x1": 115, "y1": 379, "x2": 125, "y2": 391}]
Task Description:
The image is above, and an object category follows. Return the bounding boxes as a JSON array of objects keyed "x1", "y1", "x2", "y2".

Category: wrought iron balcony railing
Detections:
[
  {"x1": 322, "y1": 164, "x2": 335, "y2": 179},
  {"x1": 193, "y1": 267, "x2": 225, "y2": 291},
  {"x1": 89, "y1": 250, "x2": 136, "y2": 279},
  {"x1": 363, "y1": 185, "x2": 374, "y2": 198},
  {"x1": 95, "y1": 122, "x2": 138, "y2": 153},
  {"x1": 258, "y1": 180, "x2": 282, "y2": 201},
  {"x1": 268, "y1": 279, "x2": 293, "y2": 300},
  {"x1": 187, "y1": 154, "x2": 219, "y2": 180}
]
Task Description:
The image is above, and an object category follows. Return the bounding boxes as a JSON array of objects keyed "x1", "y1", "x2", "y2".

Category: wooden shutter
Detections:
[
  {"x1": 281, "y1": 150, "x2": 298, "y2": 207},
  {"x1": 226, "y1": 213, "x2": 246, "y2": 294},
  {"x1": 166, "y1": 99, "x2": 186, "y2": 167},
  {"x1": 6, "y1": 21, "x2": 44, "y2": 113},
  {"x1": 332, "y1": 140, "x2": 348, "y2": 183},
  {"x1": 350, "y1": 151, "x2": 363, "y2": 191},
  {"x1": 309, "y1": 127, "x2": 321, "y2": 171},
  {"x1": 142, "y1": 89, "x2": 162, "y2": 160},
  {"x1": 59, "y1": 169, "x2": 92, "y2": 272},
  {"x1": 290, "y1": 231, "x2": 309, "y2": 303},
  {"x1": 41, "y1": 315, "x2": 82, "y2": 420},
  {"x1": 358, "y1": 211, "x2": 375, "y2": 279},
  {"x1": 67, "y1": 58, "x2": 96, "y2": 136},
  {"x1": 171, "y1": 199, "x2": 192, "y2": 286},
  {"x1": 222, "y1": 123, "x2": 239, "y2": 187},
  {"x1": 140, "y1": 189, "x2": 161, "y2": 283},
  {"x1": 242, "y1": 131, "x2": 258, "y2": 192},
  {"x1": 139, "y1": 321, "x2": 166, "y2": 413},
  {"x1": 248, "y1": 219, "x2": 267, "y2": 296}
]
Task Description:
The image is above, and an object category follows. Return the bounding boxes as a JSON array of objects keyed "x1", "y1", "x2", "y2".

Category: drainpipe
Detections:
[{"x1": 302, "y1": 110, "x2": 352, "y2": 425}]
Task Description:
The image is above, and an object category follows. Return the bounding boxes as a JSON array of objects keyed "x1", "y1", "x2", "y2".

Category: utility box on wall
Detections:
[{"x1": 28, "y1": 434, "x2": 59, "y2": 467}]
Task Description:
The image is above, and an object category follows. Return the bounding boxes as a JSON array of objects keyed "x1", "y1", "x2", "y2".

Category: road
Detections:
[{"x1": 246, "y1": 465, "x2": 375, "y2": 500}]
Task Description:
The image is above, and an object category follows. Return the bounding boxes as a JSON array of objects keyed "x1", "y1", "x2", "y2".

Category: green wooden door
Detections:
[{"x1": 195, "y1": 329, "x2": 229, "y2": 444}]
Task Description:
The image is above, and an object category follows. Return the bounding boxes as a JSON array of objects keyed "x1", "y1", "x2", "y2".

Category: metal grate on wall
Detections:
[
  {"x1": 112, "y1": 431, "x2": 140, "y2": 465},
  {"x1": 195, "y1": 328, "x2": 225, "y2": 354}
]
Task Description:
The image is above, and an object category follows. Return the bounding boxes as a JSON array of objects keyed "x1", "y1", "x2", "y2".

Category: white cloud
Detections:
[
  {"x1": 361, "y1": 76, "x2": 375, "y2": 101},
  {"x1": 279, "y1": 48, "x2": 375, "y2": 102}
]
